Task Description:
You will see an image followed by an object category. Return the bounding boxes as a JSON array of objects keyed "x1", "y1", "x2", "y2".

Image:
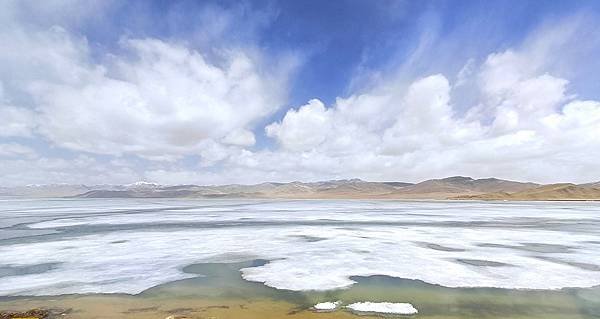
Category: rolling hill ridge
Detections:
[{"x1": 2, "y1": 176, "x2": 599, "y2": 200}]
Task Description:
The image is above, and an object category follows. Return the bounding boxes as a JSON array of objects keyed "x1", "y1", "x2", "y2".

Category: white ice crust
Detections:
[
  {"x1": 346, "y1": 302, "x2": 418, "y2": 315},
  {"x1": 1, "y1": 199, "x2": 599, "y2": 296}
]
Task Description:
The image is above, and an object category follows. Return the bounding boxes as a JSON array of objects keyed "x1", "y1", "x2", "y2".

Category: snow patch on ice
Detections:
[{"x1": 346, "y1": 302, "x2": 418, "y2": 315}]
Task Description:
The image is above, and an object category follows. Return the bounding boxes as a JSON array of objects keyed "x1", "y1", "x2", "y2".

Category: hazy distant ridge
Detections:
[
  {"x1": 2, "y1": 176, "x2": 599, "y2": 200},
  {"x1": 454, "y1": 183, "x2": 600, "y2": 201}
]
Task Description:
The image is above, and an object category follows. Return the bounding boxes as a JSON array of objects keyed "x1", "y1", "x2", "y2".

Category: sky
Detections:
[{"x1": 1, "y1": 0, "x2": 600, "y2": 186}]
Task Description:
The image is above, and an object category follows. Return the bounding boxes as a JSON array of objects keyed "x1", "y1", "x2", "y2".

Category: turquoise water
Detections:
[{"x1": 139, "y1": 260, "x2": 600, "y2": 318}]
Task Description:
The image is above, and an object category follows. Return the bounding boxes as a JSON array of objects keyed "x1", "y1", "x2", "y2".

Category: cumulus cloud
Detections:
[
  {"x1": 266, "y1": 99, "x2": 332, "y2": 151},
  {"x1": 0, "y1": 2, "x2": 599, "y2": 185},
  {"x1": 34, "y1": 38, "x2": 286, "y2": 158},
  {"x1": 0, "y1": 1, "x2": 290, "y2": 161},
  {"x1": 257, "y1": 20, "x2": 600, "y2": 184}
]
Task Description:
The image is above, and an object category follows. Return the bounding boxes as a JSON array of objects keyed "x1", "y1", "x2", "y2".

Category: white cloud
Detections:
[
  {"x1": 0, "y1": 155, "x2": 140, "y2": 186},
  {"x1": 257, "y1": 20, "x2": 600, "y2": 184},
  {"x1": 540, "y1": 100, "x2": 600, "y2": 152},
  {"x1": 0, "y1": 105, "x2": 37, "y2": 137},
  {"x1": 0, "y1": 3, "x2": 290, "y2": 161},
  {"x1": 479, "y1": 51, "x2": 570, "y2": 134},
  {"x1": 266, "y1": 99, "x2": 332, "y2": 151},
  {"x1": 0, "y1": 3, "x2": 599, "y2": 186},
  {"x1": 0, "y1": 143, "x2": 37, "y2": 158},
  {"x1": 222, "y1": 129, "x2": 256, "y2": 147},
  {"x1": 31, "y1": 38, "x2": 285, "y2": 158}
]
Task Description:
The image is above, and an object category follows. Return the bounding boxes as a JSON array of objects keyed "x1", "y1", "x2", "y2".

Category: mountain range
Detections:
[{"x1": 1, "y1": 176, "x2": 600, "y2": 200}]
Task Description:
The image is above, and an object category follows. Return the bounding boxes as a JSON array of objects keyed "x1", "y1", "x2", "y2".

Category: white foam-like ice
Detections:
[
  {"x1": 346, "y1": 302, "x2": 418, "y2": 315},
  {"x1": 313, "y1": 301, "x2": 341, "y2": 311},
  {"x1": 1, "y1": 199, "x2": 599, "y2": 296}
]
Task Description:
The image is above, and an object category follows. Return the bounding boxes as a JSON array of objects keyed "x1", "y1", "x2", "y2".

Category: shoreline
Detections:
[{"x1": 3, "y1": 270, "x2": 600, "y2": 301}]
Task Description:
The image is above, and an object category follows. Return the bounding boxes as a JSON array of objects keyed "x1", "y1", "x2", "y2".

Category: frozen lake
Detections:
[{"x1": 1, "y1": 198, "x2": 599, "y2": 296}]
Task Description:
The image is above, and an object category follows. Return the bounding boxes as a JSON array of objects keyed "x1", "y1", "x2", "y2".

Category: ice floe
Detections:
[{"x1": 313, "y1": 301, "x2": 341, "y2": 311}]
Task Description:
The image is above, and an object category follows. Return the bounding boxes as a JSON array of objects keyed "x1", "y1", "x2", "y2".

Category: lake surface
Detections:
[{"x1": 1, "y1": 199, "x2": 599, "y2": 318}]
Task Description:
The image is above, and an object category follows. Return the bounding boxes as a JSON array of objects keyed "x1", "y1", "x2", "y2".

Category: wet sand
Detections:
[{"x1": 1, "y1": 260, "x2": 599, "y2": 319}]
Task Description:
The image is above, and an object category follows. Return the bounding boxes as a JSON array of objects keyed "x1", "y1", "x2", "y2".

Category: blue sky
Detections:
[
  {"x1": 74, "y1": 0, "x2": 600, "y2": 103},
  {"x1": 1, "y1": 0, "x2": 600, "y2": 185}
]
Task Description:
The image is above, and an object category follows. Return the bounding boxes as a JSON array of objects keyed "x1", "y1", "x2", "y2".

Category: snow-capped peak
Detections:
[{"x1": 126, "y1": 181, "x2": 160, "y2": 188}]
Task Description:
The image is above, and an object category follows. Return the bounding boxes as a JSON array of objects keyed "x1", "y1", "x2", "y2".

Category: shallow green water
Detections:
[{"x1": 139, "y1": 259, "x2": 600, "y2": 318}]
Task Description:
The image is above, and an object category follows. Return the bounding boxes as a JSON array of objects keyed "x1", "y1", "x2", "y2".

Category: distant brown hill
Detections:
[
  {"x1": 454, "y1": 183, "x2": 600, "y2": 201},
  {"x1": 2, "y1": 177, "x2": 599, "y2": 200},
  {"x1": 388, "y1": 176, "x2": 539, "y2": 199},
  {"x1": 582, "y1": 181, "x2": 600, "y2": 188}
]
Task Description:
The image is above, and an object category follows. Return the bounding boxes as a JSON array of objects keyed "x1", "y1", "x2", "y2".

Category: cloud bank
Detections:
[{"x1": 1, "y1": 1, "x2": 599, "y2": 185}]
